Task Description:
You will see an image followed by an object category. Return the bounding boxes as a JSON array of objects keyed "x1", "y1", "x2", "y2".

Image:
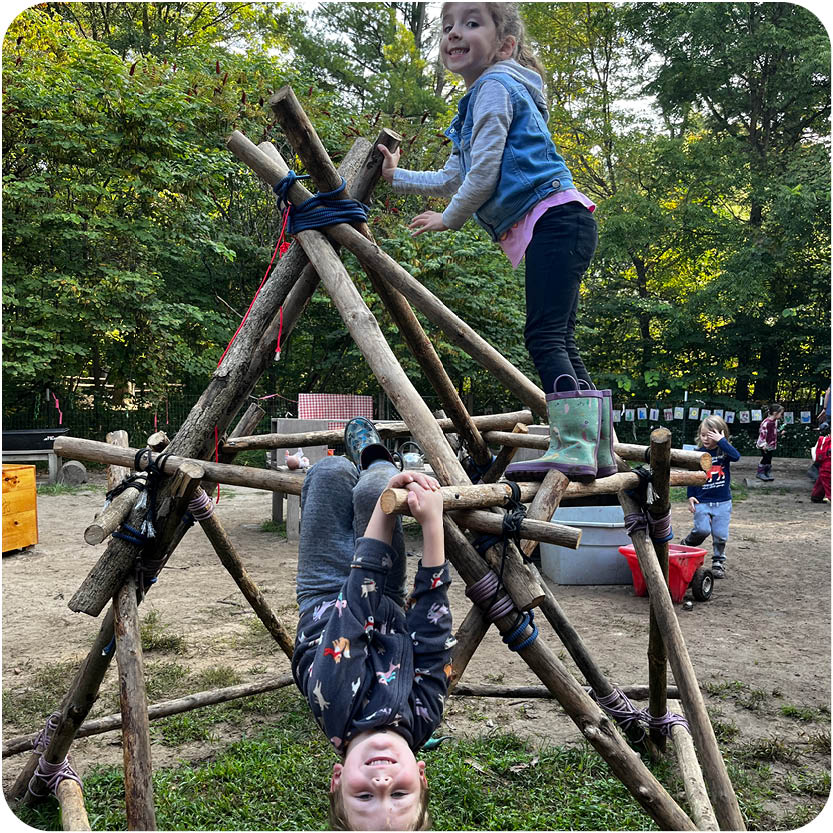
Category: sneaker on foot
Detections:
[
  {"x1": 711, "y1": 564, "x2": 726, "y2": 579},
  {"x1": 343, "y1": 417, "x2": 393, "y2": 471}
]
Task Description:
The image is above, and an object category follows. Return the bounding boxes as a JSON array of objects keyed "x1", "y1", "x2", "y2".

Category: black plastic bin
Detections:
[{"x1": 2, "y1": 428, "x2": 70, "y2": 451}]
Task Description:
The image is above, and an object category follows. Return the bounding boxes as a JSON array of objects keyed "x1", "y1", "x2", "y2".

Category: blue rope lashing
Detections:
[
  {"x1": 113, "y1": 524, "x2": 148, "y2": 548},
  {"x1": 273, "y1": 171, "x2": 369, "y2": 233},
  {"x1": 501, "y1": 610, "x2": 538, "y2": 652}
]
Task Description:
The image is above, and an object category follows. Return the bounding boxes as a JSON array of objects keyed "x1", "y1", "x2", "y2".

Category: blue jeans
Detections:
[
  {"x1": 683, "y1": 500, "x2": 732, "y2": 565},
  {"x1": 524, "y1": 202, "x2": 598, "y2": 393},
  {"x1": 295, "y1": 456, "x2": 405, "y2": 616}
]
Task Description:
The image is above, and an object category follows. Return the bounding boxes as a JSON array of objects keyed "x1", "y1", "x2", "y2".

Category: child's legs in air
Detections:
[
  {"x1": 353, "y1": 460, "x2": 407, "y2": 606},
  {"x1": 296, "y1": 456, "x2": 359, "y2": 615},
  {"x1": 523, "y1": 203, "x2": 597, "y2": 393},
  {"x1": 682, "y1": 502, "x2": 712, "y2": 547}
]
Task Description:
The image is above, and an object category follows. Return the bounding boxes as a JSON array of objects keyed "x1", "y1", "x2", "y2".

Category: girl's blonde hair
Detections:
[
  {"x1": 440, "y1": 2, "x2": 546, "y2": 77},
  {"x1": 697, "y1": 415, "x2": 730, "y2": 441}
]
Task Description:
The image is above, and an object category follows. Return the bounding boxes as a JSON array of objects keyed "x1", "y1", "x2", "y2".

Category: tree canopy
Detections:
[{"x1": 2, "y1": 2, "x2": 829, "y2": 433}]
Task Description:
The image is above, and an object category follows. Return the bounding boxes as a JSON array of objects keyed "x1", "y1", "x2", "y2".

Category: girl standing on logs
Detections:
[{"x1": 378, "y1": 2, "x2": 613, "y2": 482}]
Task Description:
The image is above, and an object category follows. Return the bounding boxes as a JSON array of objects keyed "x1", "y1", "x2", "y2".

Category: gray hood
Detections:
[{"x1": 481, "y1": 59, "x2": 549, "y2": 122}]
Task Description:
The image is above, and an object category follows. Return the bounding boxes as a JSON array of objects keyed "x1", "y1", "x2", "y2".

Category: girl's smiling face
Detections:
[{"x1": 440, "y1": 3, "x2": 516, "y2": 86}]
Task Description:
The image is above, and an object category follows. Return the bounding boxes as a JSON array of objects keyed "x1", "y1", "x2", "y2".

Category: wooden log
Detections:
[
  {"x1": 269, "y1": 89, "x2": 493, "y2": 470},
  {"x1": 105, "y1": 431, "x2": 131, "y2": 491},
  {"x1": 647, "y1": 428, "x2": 673, "y2": 751},
  {"x1": 480, "y1": 422, "x2": 527, "y2": 484},
  {"x1": 619, "y1": 490, "x2": 745, "y2": 830},
  {"x1": 380, "y1": 470, "x2": 706, "y2": 514},
  {"x1": 57, "y1": 436, "x2": 306, "y2": 494},
  {"x1": 226, "y1": 128, "x2": 548, "y2": 420},
  {"x1": 196, "y1": 492, "x2": 295, "y2": 659},
  {"x1": 114, "y1": 573, "x2": 157, "y2": 830},
  {"x1": 382, "y1": 482, "x2": 537, "y2": 514},
  {"x1": 450, "y1": 683, "x2": 681, "y2": 700},
  {"x1": 446, "y1": 604, "x2": 491, "y2": 693},
  {"x1": 146, "y1": 432, "x2": 170, "y2": 452},
  {"x1": 255, "y1": 132, "x2": 397, "y2": 362},
  {"x1": 84, "y1": 475, "x2": 147, "y2": 545},
  {"x1": 10, "y1": 607, "x2": 117, "y2": 806},
  {"x1": 224, "y1": 410, "x2": 534, "y2": 451},
  {"x1": 227, "y1": 125, "x2": 691, "y2": 825},
  {"x1": 519, "y1": 469, "x2": 570, "y2": 558},
  {"x1": 55, "y1": 778, "x2": 91, "y2": 831},
  {"x1": 451, "y1": 509, "x2": 581, "y2": 549},
  {"x1": 668, "y1": 700, "x2": 720, "y2": 831},
  {"x1": 202, "y1": 402, "x2": 266, "y2": 496},
  {"x1": 4, "y1": 675, "x2": 296, "y2": 758},
  {"x1": 484, "y1": 431, "x2": 711, "y2": 472},
  {"x1": 227, "y1": 131, "x2": 544, "y2": 612}
]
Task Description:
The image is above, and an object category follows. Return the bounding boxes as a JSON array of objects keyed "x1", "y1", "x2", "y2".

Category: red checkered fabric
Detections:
[{"x1": 297, "y1": 393, "x2": 374, "y2": 432}]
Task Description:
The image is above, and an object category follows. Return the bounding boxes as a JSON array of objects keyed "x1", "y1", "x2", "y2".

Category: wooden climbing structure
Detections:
[{"x1": 4, "y1": 87, "x2": 745, "y2": 832}]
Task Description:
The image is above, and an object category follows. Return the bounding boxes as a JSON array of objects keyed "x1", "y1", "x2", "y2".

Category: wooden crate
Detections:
[{"x1": 3, "y1": 464, "x2": 38, "y2": 553}]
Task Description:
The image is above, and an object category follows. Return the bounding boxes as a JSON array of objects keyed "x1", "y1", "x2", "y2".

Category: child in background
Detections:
[
  {"x1": 680, "y1": 416, "x2": 741, "y2": 579},
  {"x1": 810, "y1": 429, "x2": 831, "y2": 504},
  {"x1": 292, "y1": 417, "x2": 452, "y2": 830},
  {"x1": 755, "y1": 403, "x2": 785, "y2": 481},
  {"x1": 377, "y1": 2, "x2": 616, "y2": 483}
]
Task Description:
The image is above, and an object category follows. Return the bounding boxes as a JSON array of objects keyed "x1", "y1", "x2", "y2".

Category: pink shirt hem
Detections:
[{"x1": 499, "y1": 190, "x2": 596, "y2": 269}]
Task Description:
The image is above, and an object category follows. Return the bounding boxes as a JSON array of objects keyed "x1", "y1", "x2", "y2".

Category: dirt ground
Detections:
[{"x1": 2, "y1": 455, "x2": 830, "y2": 824}]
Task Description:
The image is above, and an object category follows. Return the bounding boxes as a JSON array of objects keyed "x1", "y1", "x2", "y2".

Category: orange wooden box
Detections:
[{"x1": 3, "y1": 464, "x2": 38, "y2": 553}]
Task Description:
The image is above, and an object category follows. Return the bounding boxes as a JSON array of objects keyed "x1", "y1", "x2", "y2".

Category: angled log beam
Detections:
[
  {"x1": 479, "y1": 422, "x2": 527, "y2": 484},
  {"x1": 226, "y1": 130, "x2": 544, "y2": 612},
  {"x1": 647, "y1": 428, "x2": 673, "y2": 751},
  {"x1": 451, "y1": 510, "x2": 581, "y2": 549},
  {"x1": 270, "y1": 85, "x2": 492, "y2": 469}
]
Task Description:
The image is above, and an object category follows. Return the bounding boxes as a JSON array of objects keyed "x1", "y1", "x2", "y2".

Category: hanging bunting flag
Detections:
[
  {"x1": 674, "y1": 406, "x2": 685, "y2": 420},
  {"x1": 725, "y1": 411, "x2": 735, "y2": 423},
  {"x1": 751, "y1": 409, "x2": 763, "y2": 421},
  {"x1": 688, "y1": 407, "x2": 699, "y2": 420}
]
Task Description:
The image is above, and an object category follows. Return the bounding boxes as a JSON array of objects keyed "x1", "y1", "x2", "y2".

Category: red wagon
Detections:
[{"x1": 618, "y1": 543, "x2": 713, "y2": 603}]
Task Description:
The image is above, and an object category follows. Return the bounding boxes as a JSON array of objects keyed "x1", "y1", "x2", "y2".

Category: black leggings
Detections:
[
  {"x1": 759, "y1": 449, "x2": 774, "y2": 466},
  {"x1": 524, "y1": 202, "x2": 598, "y2": 393}
]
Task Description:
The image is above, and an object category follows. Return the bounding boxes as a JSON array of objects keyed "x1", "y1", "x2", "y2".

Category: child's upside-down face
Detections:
[{"x1": 331, "y1": 728, "x2": 427, "y2": 830}]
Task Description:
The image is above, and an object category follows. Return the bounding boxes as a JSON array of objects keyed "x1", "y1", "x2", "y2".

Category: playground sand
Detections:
[{"x1": 3, "y1": 456, "x2": 830, "y2": 822}]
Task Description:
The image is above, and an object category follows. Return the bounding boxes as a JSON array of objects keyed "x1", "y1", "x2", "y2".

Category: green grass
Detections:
[
  {"x1": 259, "y1": 519, "x2": 287, "y2": 535},
  {"x1": 2, "y1": 660, "x2": 78, "y2": 728},
  {"x1": 780, "y1": 704, "x2": 827, "y2": 722},
  {"x1": 36, "y1": 482, "x2": 103, "y2": 496},
  {"x1": 140, "y1": 610, "x2": 187, "y2": 653}
]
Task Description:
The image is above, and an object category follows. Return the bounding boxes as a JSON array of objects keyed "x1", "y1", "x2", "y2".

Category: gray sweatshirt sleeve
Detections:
[{"x1": 391, "y1": 80, "x2": 513, "y2": 229}]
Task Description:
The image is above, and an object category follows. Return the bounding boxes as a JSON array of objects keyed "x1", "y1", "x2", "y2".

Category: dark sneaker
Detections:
[
  {"x1": 711, "y1": 564, "x2": 726, "y2": 579},
  {"x1": 343, "y1": 417, "x2": 393, "y2": 471}
]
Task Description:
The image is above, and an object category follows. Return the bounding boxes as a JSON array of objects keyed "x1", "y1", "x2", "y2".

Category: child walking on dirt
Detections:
[
  {"x1": 292, "y1": 417, "x2": 452, "y2": 830},
  {"x1": 756, "y1": 403, "x2": 785, "y2": 481},
  {"x1": 680, "y1": 416, "x2": 741, "y2": 580},
  {"x1": 377, "y1": 2, "x2": 615, "y2": 483}
]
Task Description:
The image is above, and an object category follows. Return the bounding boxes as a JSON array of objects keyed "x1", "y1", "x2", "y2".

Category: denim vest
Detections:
[{"x1": 445, "y1": 72, "x2": 574, "y2": 241}]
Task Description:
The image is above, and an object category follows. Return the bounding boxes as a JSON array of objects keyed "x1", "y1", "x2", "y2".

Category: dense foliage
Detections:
[{"x1": 3, "y1": 2, "x2": 830, "y2": 431}]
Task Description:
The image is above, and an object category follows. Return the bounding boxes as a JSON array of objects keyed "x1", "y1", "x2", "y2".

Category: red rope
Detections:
[{"x1": 215, "y1": 425, "x2": 220, "y2": 503}]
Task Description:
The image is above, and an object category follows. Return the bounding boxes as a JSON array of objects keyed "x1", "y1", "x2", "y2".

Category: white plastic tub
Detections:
[{"x1": 540, "y1": 505, "x2": 633, "y2": 585}]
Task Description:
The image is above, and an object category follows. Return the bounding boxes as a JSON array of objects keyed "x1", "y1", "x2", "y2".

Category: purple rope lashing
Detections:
[
  {"x1": 624, "y1": 510, "x2": 673, "y2": 544},
  {"x1": 466, "y1": 571, "x2": 514, "y2": 622},
  {"x1": 189, "y1": 489, "x2": 215, "y2": 522},
  {"x1": 587, "y1": 687, "x2": 647, "y2": 740},
  {"x1": 585, "y1": 688, "x2": 690, "y2": 738},
  {"x1": 28, "y1": 712, "x2": 83, "y2": 797}
]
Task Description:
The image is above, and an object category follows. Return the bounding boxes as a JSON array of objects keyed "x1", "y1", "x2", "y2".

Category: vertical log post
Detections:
[
  {"x1": 647, "y1": 427, "x2": 673, "y2": 750},
  {"x1": 619, "y1": 490, "x2": 745, "y2": 830},
  {"x1": 114, "y1": 574, "x2": 157, "y2": 830},
  {"x1": 105, "y1": 430, "x2": 131, "y2": 491}
]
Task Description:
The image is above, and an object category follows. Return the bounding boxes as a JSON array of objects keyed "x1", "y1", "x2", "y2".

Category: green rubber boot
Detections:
[
  {"x1": 506, "y1": 375, "x2": 603, "y2": 482},
  {"x1": 596, "y1": 389, "x2": 617, "y2": 477}
]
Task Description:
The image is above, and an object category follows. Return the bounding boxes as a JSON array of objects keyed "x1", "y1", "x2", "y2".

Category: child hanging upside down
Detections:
[{"x1": 291, "y1": 417, "x2": 453, "y2": 830}]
